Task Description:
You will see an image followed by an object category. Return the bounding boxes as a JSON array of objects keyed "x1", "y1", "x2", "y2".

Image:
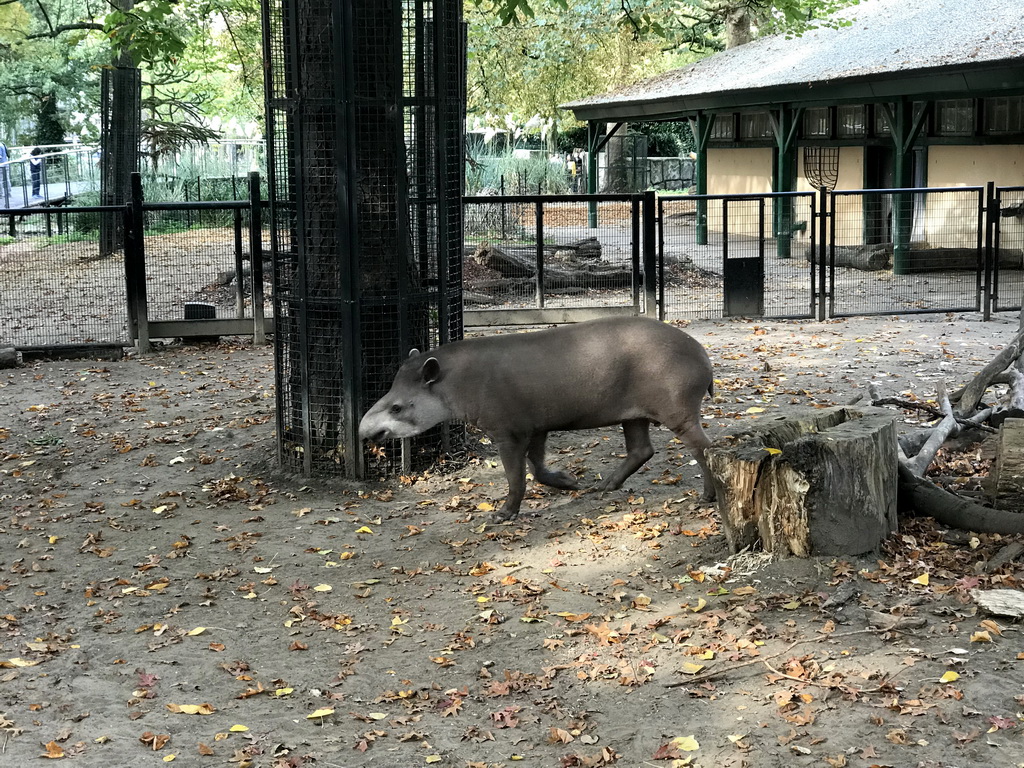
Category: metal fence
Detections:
[
  {"x1": 4, "y1": 181, "x2": 1022, "y2": 356},
  {"x1": 464, "y1": 185, "x2": 1016, "y2": 323},
  {"x1": 0, "y1": 205, "x2": 131, "y2": 350},
  {"x1": 828, "y1": 186, "x2": 984, "y2": 317},
  {"x1": 463, "y1": 194, "x2": 652, "y2": 325},
  {"x1": 659, "y1": 192, "x2": 817, "y2": 320},
  {"x1": 0, "y1": 173, "x2": 267, "y2": 352},
  {"x1": 0, "y1": 147, "x2": 99, "y2": 210},
  {"x1": 993, "y1": 185, "x2": 1024, "y2": 314}
]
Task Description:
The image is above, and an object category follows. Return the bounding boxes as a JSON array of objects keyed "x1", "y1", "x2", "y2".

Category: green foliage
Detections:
[
  {"x1": 38, "y1": 232, "x2": 95, "y2": 247},
  {"x1": 467, "y1": 1, "x2": 703, "y2": 146},
  {"x1": 36, "y1": 95, "x2": 65, "y2": 145},
  {"x1": 632, "y1": 121, "x2": 695, "y2": 157},
  {"x1": 104, "y1": 1, "x2": 190, "y2": 66},
  {"x1": 466, "y1": 153, "x2": 569, "y2": 196},
  {"x1": 478, "y1": 0, "x2": 860, "y2": 38},
  {"x1": 468, "y1": 0, "x2": 859, "y2": 157}
]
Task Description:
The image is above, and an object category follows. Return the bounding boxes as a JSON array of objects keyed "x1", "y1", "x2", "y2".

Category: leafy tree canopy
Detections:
[{"x1": 467, "y1": 0, "x2": 858, "y2": 151}]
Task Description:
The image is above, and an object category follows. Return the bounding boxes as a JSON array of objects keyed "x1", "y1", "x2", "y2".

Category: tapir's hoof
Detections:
[
  {"x1": 535, "y1": 470, "x2": 579, "y2": 491},
  {"x1": 491, "y1": 508, "x2": 519, "y2": 523},
  {"x1": 591, "y1": 477, "x2": 623, "y2": 493}
]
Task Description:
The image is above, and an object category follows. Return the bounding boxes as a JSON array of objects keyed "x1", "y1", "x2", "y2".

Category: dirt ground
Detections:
[{"x1": 1, "y1": 313, "x2": 1023, "y2": 768}]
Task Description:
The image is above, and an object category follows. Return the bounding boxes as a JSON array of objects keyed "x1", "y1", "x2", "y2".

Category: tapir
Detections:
[{"x1": 358, "y1": 316, "x2": 715, "y2": 522}]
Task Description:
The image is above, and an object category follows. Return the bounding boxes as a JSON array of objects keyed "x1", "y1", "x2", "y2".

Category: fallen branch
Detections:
[
  {"x1": 899, "y1": 464, "x2": 1024, "y2": 534},
  {"x1": 903, "y1": 383, "x2": 957, "y2": 476},
  {"x1": 871, "y1": 397, "x2": 997, "y2": 434},
  {"x1": 664, "y1": 628, "x2": 885, "y2": 689},
  {"x1": 761, "y1": 658, "x2": 910, "y2": 695},
  {"x1": 954, "y1": 326, "x2": 1024, "y2": 414}
]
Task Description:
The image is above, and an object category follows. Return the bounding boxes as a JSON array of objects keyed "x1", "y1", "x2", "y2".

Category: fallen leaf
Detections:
[
  {"x1": 140, "y1": 732, "x2": 171, "y2": 750},
  {"x1": 166, "y1": 703, "x2": 216, "y2": 715},
  {"x1": 40, "y1": 741, "x2": 65, "y2": 759},
  {"x1": 673, "y1": 735, "x2": 699, "y2": 752}
]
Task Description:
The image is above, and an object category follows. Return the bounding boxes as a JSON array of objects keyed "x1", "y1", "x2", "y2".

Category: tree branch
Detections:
[{"x1": 24, "y1": 22, "x2": 104, "y2": 39}]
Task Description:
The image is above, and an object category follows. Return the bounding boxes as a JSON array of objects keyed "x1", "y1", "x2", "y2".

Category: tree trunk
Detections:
[
  {"x1": 99, "y1": 26, "x2": 141, "y2": 258},
  {"x1": 724, "y1": 4, "x2": 753, "y2": 48},
  {"x1": 472, "y1": 239, "x2": 601, "y2": 276},
  {"x1": 600, "y1": 123, "x2": 629, "y2": 193},
  {"x1": 707, "y1": 407, "x2": 899, "y2": 556}
]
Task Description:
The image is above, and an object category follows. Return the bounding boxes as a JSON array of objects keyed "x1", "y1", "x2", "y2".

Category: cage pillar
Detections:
[
  {"x1": 769, "y1": 105, "x2": 802, "y2": 260},
  {"x1": 263, "y1": 0, "x2": 465, "y2": 478},
  {"x1": 688, "y1": 112, "x2": 715, "y2": 246},
  {"x1": 879, "y1": 99, "x2": 929, "y2": 275}
]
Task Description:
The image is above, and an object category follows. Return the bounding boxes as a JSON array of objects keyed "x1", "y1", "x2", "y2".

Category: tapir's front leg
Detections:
[{"x1": 493, "y1": 436, "x2": 529, "y2": 522}]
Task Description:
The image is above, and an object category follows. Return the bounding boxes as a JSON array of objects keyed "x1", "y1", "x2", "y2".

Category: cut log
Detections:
[
  {"x1": 985, "y1": 417, "x2": 1024, "y2": 510},
  {"x1": 971, "y1": 589, "x2": 1024, "y2": 618},
  {"x1": 466, "y1": 269, "x2": 633, "y2": 294},
  {"x1": 901, "y1": 246, "x2": 1023, "y2": 272},
  {"x1": 0, "y1": 346, "x2": 19, "y2": 369},
  {"x1": 706, "y1": 406, "x2": 898, "y2": 557},
  {"x1": 804, "y1": 244, "x2": 1023, "y2": 272},
  {"x1": 804, "y1": 243, "x2": 891, "y2": 271},
  {"x1": 472, "y1": 239, "x2": 603, "y2": 277}
]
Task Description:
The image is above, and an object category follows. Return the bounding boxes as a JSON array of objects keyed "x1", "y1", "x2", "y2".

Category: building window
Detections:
[
  {"x1": 802, "y1": 107, "x2": 830, "y2": 137},
  {"x1": 873, "y1": 104, "x2": 893, "y2": 136},
  {"x1": 709, "y1": 114, "x2": 735, "y2": 140},
  {"x1": 984, "y1": 97, "x2": 1024, "y2": 134},
  {"x1": 837, "y1": 105, "x2": 866, "y2": 137},
  {"x1": 934, "y1": 100, "x2": 974, "y2": 136},
  {"x1": 740, "y1": 111, "x2": 772, "y2": 139}
]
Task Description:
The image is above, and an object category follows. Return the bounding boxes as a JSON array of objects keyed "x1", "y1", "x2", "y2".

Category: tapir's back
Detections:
[{"x1": 440, "y1": 317, "x2": 712, "y2": 434}]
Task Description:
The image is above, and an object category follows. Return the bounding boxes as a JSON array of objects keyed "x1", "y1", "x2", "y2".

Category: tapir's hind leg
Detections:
[
  {"x1": 670, "y1": 420, "x2": 715, "y2": 502},
  {"x1": 527, "y1": 433, "x2": 579, "y2": 490},
  {"x1": 593, "y1": 418, "x2": 654, "y2": 491}
]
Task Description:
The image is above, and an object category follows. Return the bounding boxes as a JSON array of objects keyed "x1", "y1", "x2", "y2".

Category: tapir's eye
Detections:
[{"x1": 389, "y1": 403, "x2": 403, "y2": 415}]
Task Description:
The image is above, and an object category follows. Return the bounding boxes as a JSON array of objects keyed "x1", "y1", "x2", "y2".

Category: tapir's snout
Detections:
[{"x1": 358, "y1": 409, "x2": 389, "y2": 442}]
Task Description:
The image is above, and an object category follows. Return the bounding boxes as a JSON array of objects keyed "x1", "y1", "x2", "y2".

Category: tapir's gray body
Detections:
[{"x1": 359, "y1": 316, "x2": 714, "y2": 521}]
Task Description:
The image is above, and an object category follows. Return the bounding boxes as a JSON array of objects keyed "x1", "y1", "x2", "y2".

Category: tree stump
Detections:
[
  {"x1": 986, "y1": 418, "x2": 1024, "y2": 511},
  {"x1": 706, "y1": 407, "x2": 898, "y2": 557}
]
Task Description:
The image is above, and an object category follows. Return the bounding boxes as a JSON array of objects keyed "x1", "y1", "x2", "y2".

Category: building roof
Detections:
[{"x1": 563, "y1": 0, "x2": 1024, "y2": 122}]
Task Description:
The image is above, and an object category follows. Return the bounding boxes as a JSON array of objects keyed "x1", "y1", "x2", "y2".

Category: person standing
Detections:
[
  {"x1": 0, "y1": 142, "x2": 11, "y2": 203},
  {"x1": 29, "y1": 147, "x2": 43, "y2": 199}
]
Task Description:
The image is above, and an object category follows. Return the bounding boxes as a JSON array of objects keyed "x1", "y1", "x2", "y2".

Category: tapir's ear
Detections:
[
  {"x1": 420, "y1": 357, "x2": 441, "y2": 386},
  {"x1": 408, "y1": 348, "x2": 420, "y2": 358}
]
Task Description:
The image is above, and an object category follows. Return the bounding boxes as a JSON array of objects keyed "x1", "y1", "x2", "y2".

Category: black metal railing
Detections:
[
  {"x1": 0, "y1": 172, "x2": 267, "y2": 352},
  {"x1": 2, "y1": 179, "x2": 1021, "y2": 354}
]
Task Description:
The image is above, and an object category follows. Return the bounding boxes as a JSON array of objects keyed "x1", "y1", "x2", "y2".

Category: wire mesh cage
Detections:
[
  {"x1": 100, "y1": 66, "x2": 141, "y2": 256},
  {"x1": 262, "y1": 0, "x2": 464, "y2": 478}
]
